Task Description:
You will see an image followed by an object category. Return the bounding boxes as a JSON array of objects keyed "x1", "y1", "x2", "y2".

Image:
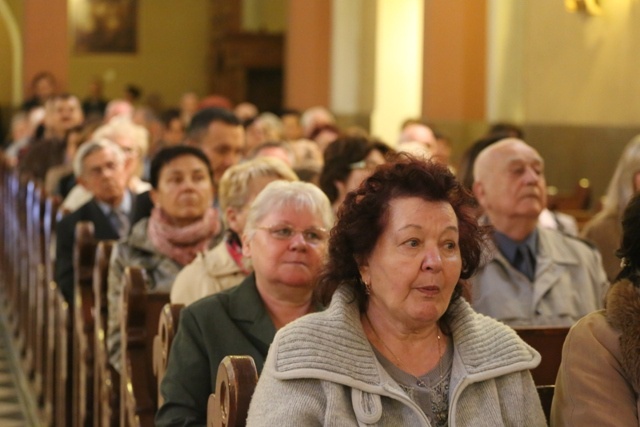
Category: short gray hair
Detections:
[
  {"x1": 243, "y1": 181, "x2": 333, "y2": 240},
  {"x1": 73, "y1": 138, "x2": 126, "y2": 177}
]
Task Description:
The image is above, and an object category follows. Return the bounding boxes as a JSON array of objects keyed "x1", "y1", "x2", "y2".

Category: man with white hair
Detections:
[
  {"x1": 470, "y1": 138, "x2": 607, "y2": 327},
  {"x1": 55, "y1": 139, "x2": 134, "y2": 303},
  {"x1": 61, "y1": 117, "x2": 151, "y2": 212}
]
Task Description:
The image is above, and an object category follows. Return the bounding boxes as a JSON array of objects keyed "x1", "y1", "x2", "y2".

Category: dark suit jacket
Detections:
[
  {"x1": 55, "y1": 198, "x2": 120, "y2": 303},
  {"x1": 155, "y1": 274, "x2": 276, "y2": 427}
]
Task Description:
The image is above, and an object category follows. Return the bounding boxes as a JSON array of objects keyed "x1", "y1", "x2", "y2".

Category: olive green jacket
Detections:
[{"x1": 156, "y1": 274, "x2": 276, "y2": 427}]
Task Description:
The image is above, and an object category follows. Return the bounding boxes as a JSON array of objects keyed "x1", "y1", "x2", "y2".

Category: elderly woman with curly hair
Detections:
[{"x1": 247, "y1": 156, "x2": 546, "y2": 426}]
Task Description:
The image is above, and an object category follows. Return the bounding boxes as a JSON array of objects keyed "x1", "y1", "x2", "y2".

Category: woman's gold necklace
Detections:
[{"x1": 365, "y1": 313, "x2": 442, "y2": 388}]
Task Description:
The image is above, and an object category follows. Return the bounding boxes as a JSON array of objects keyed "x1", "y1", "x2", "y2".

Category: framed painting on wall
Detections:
[{"x1": 71, "y1": 0, "x2": 138, "y2": 54}]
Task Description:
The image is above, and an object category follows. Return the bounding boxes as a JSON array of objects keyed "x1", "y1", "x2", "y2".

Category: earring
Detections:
[{"x1": 363, "y1": 279, "x2": 371, "y2": 295}]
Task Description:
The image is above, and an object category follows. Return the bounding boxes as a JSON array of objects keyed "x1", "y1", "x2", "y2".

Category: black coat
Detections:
[{"x1": 54, "y1": 198, "x2": 122, "y2": 302}]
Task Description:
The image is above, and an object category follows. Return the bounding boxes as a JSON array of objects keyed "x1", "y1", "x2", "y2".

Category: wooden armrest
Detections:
[
  {"x1": 208, "y1": 355, "x2": 258, "y2": 427},
  {"x1": 153, "y1": 303, "x2": 184, "y2": 406}
]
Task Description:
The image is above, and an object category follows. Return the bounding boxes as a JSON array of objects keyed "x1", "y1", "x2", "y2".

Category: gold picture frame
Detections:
[{"x1": 71, "y1": 0, "x2": 138, "y2": 54}]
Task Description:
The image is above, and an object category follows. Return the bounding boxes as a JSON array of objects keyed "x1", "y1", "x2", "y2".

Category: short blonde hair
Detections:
[
  {"x1": 602, "y1": 136, "x2": 640, "y2": 218},
  {"x1": 218, "y1": 157, "x2": 299, "y2": 222},
  {"x1": 93, "y1": 116, "x2": 149, "y2": 157}
]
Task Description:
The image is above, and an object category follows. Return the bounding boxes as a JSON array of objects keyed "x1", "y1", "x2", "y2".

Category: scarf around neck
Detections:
[{"x1": 147, "y1": 206, "x2": 219, "y2": 266}]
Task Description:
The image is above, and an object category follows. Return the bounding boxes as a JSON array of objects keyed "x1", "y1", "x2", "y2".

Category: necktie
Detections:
[
  {"x1": 514, "y1": 244, "x2": 535, "y2": 282},
  {"x1": 110, "y1": 209, "x2": 130, "y2": 237}
]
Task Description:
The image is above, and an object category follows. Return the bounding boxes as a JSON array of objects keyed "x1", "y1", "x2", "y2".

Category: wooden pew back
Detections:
[
  {"x1": 55, "y1": 289, "x2": 72, "y2": 426},
  {"x1": 537, "y1": 385, "x2": 555, "y2": 426},
  {"x1": 153, "y1": 303, "x2": 183, "y2": 407},
  {"x1": 207, "y1": 356, "x2": 258, "y2": 427},
  {"x1": 120, "y1": 267, "x2": 170, "y2": 427},
  {"x1": 25, "y1": 181, "x2": 43, "y2": 391},
  {"x1": 92, "y1": 240, "x2": 118, "y2": 427},
  {"x1": 73, "y1": 221, "x2": 98, "y2": 427},
  {"x1": 514, "y1": 326, "x2": 570, "y2": 386}
]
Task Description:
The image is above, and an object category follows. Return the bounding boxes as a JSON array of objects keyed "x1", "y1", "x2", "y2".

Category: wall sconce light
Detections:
[{"x1": 565, "y1": 0, "x2": 604, "y2": 15}]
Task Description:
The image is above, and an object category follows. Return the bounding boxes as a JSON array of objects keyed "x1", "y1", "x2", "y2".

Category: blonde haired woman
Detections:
[{"x1": 581, "y1": 137, "x2": 640, "y2": 282}]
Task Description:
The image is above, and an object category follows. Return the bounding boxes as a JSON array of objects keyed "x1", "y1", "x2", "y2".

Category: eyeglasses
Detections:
[
  {"x1": 257, "y1": 224, "x2": 328, "y2": 245},
  {"x1": 85, "y1": 161, "x2": 119, "y2": 178},
  {"x1": 349, "y1": 160, "x2": 381, "y2": 171}
]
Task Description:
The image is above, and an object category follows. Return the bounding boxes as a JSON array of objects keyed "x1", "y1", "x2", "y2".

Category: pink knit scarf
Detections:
[{"x1": 147, "y1": 206, "x2": 219, "y2": 266}]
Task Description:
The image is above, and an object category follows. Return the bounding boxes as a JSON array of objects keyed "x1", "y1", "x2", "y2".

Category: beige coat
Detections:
[
  {"x1": 170, "y1": 238, "x2": 250, "y2": 306},
  {"x1": 551, "y1": 279, "x2": 640, "y2": 426},
  {"x1": 470, "y1": 227, "x2": 608, "y2": 327}
]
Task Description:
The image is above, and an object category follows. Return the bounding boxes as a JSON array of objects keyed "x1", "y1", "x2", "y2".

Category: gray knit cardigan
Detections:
[{"x1": 246, "y1": 285, "x2": 546, "y2": 426}]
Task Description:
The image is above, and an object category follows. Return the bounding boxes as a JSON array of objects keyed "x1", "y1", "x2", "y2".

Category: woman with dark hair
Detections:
[
  {"x1": 247, "y1": 156, "x2": 545, "y2": 426},
  {"x1": 551, "y1": 193, "x2": 640, "y2": 426},
  {"x1": 319, "y1": 136, "x2": 387, "y2": 213},
  {"x1": 107, "y1": 145, "x2": 219, "y2": 373}
]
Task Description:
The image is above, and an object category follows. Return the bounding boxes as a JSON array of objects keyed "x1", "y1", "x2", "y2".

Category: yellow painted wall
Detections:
[
  {"x1": 0, "y1": 0, "x2": 23, "y2": 134},
  {"x1": 68, "y1": 0, "x2": 211, "y2": 108},
  {"x1": 483, "y1": 0, "x2": 640, "y2": 203},
  {"x1": 242, "y1": 0, "x2": 286, "y2": 33},
  {"x1": 370, "y1": 0, "x2": 424, "y2": 145},
  {"x1": 491, "y1": 0, "x2": 640, "y2": 126}
]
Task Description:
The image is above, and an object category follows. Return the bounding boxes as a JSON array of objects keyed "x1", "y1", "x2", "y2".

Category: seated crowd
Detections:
[{"x1": 2, "y1": 80, "x2": 639, "y2": 426}]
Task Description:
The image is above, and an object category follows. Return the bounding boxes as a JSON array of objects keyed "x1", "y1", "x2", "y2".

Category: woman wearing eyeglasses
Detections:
[{"x1": 156, "y1": 180, "x2": 333, "y2": 426}]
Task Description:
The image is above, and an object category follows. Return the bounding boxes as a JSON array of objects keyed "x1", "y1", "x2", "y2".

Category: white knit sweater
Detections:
[{"x1": 247, "y1": 285, "x2": 547, "y2": 426}]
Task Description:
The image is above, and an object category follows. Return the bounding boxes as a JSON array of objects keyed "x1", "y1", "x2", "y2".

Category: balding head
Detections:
[{"x1": 472, "y1": 138, "x2": 547, "y2": 236}]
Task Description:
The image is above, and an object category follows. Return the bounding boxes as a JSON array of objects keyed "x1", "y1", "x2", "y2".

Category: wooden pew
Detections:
[
  {"x1": 11, "y1": 178, "x2": 44, "y2": 392},
  {"x1": 152, "y1": 303, "x2": 183, "y2": 407},
  {"x1": 537, "y1": 385, "x2": 555, "y2": 426},
  {"x1": 92, "y1": 240, "x2": 118, "y2": 427},
  {"x1": 207, "y1": 356, "x2": 258, "y2": 427},
  {"x1": 15, "y1": 178, "x2": 31, "y2": 363},
  {"x1": 73, "y1": 221, "x2": 98, "y2": 427},
  {"x1": 120, "y1": 267, "x2": 169, "y2": 427},
  {"x1": 514, "y1": 326, "x2": 570, "y2": 386},
  {"x1": 42, "y1": 196, "x2": 61, "y2": 426},
  {"x1": 55, "y1": 288, "x2": 72, "y2": 426},
  {"x1": 1, "y1": 171, "x2": 19, "y2": 338},
  {"x1": 547, "y1": 179, "x2": 591, "y2": 211},
  {"x1": 28, "y1": 184, "x2": 46, "y2": 399}
]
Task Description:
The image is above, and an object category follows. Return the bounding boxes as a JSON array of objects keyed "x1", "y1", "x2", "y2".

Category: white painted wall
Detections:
[{"x1": 331, "y1": 0, "x2": 364, "y2": 115}]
